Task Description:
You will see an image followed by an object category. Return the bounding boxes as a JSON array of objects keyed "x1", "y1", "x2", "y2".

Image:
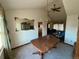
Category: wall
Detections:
[
  {"x1": 0, "y1": 49, "x2": 4, "y2": 59},
  {"x1": 62, "y1": 0, "x2": 79, "y2": 15},
  {"x1": 65, "y1": 15, "x2": 78, "y2": 45},
  {"x1": 5, "y1": 8, "x2": 48, "y2": 48},
  {"x1": 62, "y1": 0, "x2": 79, "y2": 45}
]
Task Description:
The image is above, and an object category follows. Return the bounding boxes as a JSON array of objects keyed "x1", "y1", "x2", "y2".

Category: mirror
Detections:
[{"x1": 15, "y1": 17, "x2": 34, "y2": 31}]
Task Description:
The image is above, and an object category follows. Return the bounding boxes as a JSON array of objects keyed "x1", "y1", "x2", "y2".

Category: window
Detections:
[
  {"x1": 53, "y1": 24, "x2": 64, "y2": 31},
  {"x1": 0, "y1": 34, "x2": 2, "y2": 49},
  {"x1": 0, "y1": 16, "x2": 3, "y2": 49},
  {"x1": 59, "y1": 24, "x2": 64, "y2": 31},
  {"x1": 0, "y1": 15, "x2": 5, "y2": 49},
  {"x1": 53, "y1": 24, "x2": 59, "y2": 30}
]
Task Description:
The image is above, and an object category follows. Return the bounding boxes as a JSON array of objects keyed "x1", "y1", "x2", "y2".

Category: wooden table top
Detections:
[{"x1": 31, "y1": 35, "x2": 59, "y2": 53}]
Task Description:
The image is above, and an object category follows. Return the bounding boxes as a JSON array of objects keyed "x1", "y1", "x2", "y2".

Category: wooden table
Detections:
[{"x1": 31, "y1": 35, "x2": 59, "y2": 59}]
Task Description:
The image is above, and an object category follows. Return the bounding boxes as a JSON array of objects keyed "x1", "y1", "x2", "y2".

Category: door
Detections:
[
  {"x1": 74, "y1": 19, "x2": 79, "y2": 59},
  {"x1": 38, "y1": 22, "x2": 42, "y2": 38},
  {"x1": 74, "y1": 33, "x2": 79, "y2": 59}
]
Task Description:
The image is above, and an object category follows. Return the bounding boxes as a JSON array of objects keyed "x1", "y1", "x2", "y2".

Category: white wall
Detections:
[
  {"x1": 0, "y1": 53, "x2": 4, "y2": 59},
  {"x1": 65, "y1": 15, "x2": 78, "y2": 45},
  {"x1": 0, "y1": 49, "x2": 4, "y2": 59},
  {"x1": 5, "y1": 8, "x2": 48, "y2": 48},
  {"x1": 63, "y1": 0, "x2": 79, "y2": 15},
  {"x1": 62, "y1": 0, "x2": 79, "y2": 45}
]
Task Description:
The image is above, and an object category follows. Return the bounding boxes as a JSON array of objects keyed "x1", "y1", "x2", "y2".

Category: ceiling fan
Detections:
[{"x1": 51, "y1": 4, "x2": 61, "y2": 12}]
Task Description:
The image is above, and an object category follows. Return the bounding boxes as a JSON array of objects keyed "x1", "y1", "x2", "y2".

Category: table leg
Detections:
[
  {"x1": 53, "y1": 43, "x2": 58, "y2": 48},
  {"x1": 33, "y1": 52, "x2": 44, "y2": 59},
  {"x1": 41, "y1": 53, "x2": 44, "y2": 59}
]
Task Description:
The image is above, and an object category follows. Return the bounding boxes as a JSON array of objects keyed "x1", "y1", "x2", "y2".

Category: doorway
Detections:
[
  {"x1": 38, "y1": 22, "x2": 43, "y2": 38},
  {"x1": 47, "y1": 22, "x2": 66, "y2": 42}
]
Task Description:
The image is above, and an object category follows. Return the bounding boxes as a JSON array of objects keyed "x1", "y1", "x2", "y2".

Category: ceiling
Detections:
[
  {"x1": 0, "y1": 0, "x2": 47, "y2": 10},
  {"x1": 0, "y1": 0, "x2": 78, "y2": 23},
  {"x1": 47, "y1": 0, "x2": 67, "y2": 23},
  {"x1": 0, "y1": 0, "x2": 67, "y2": 23},
  {"x1": 63, "y1": 0, "x2": 79, "y2": 15}
]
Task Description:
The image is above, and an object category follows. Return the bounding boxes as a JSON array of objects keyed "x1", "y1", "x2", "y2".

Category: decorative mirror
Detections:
[
  {"x1": 21, "y1": 20, "x2": 34, "y2": 30},
  {"x1": 15, "y1": 17, "x2": 34, "y2": 31}
]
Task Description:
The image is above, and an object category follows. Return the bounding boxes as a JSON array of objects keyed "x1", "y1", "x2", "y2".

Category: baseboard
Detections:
[
  {"x1": 64, "y1": 42, "x2": 74, "y2": 47},
  {"x1": 11, "y1": 42, "x2": 31, "y2": 50}
]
